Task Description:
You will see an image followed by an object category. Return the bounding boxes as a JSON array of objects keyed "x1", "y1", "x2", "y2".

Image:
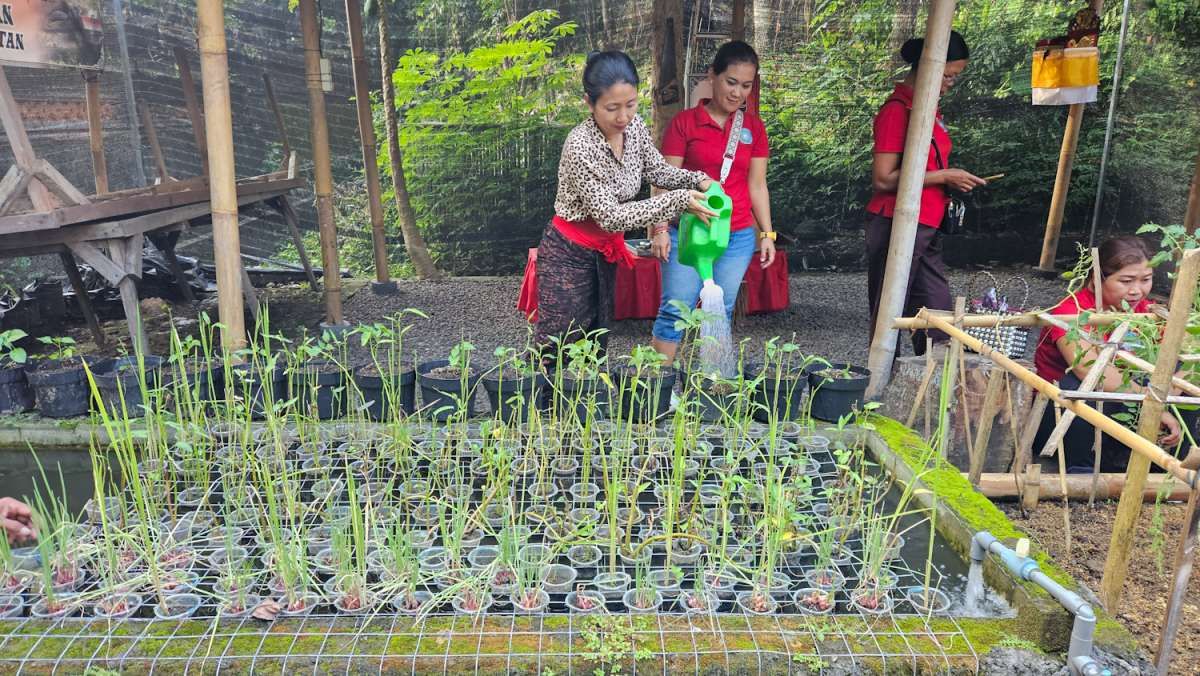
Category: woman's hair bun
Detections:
[
  {"x1": 900, "y1": 38, "x2": 925, "y2": 65},
  {"x1": 900, "y1": 31, "x2": 969, "y2": 67}
]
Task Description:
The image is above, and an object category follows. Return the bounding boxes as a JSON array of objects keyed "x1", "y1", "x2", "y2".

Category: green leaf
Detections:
[{"x1": 9, "y1": 347, "x2": 26, "y2": 364}]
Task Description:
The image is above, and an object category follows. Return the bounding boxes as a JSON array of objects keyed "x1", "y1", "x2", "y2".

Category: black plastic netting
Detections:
[{"x1": 1, "y1": 0, "x2": 1197, "y2": 285}]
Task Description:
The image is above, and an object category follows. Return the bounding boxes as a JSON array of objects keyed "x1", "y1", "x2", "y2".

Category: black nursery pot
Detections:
[
  {"x1": 27, "y1": 357, "x2": 112, "y2": 419},
  {"x1": 0, "y1": 364, "x2": 34, "y2": 414},
  {"x1": 417, "y1": 360, "x2": 480, "y2": 421},
  {"x1": 615, "y1": 368, "x2": 676, "y2": 424},
  {"x1": 292, "y1": 360, "x2": 350, "y2": 420},
  {"x1": 807, "y1": 364, "x2": 871, "y2": 422},
  {"x1": 551, "y1": 373, "x2": 610, "y2": 421},
  {"x1": 167, "y1": 359, "x2": 223, "y2": 406},
  {"x1": 96, "y1": 355, "x2": 165, "y2": 416},
  {"x1": 227, "y1": 362, "x2": 285, "y2": 420},
  {"x1": 481, "y1": 370, "x2": 541, "y2": 422},
  {"x1": 750, "y1": 363, "x2": 810, "y2": 422},
  {"x1": 355, "y1": 363, "x2": 416, "y2": 421}
]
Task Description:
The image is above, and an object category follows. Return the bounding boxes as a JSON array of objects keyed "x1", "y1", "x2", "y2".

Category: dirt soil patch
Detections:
[{"x1": 999, "y1": 500, "x2": 1200, "y2": 672}]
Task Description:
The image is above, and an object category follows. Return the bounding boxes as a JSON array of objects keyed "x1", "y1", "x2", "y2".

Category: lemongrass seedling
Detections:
[{"x1": 27, "y1": 460, "x2": 86, "y2": 610}]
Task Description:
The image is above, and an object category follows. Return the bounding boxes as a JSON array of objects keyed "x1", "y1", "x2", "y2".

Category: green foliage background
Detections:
[{"x1": 332, "y1": 0, "x2": 1200, "y2": 277}]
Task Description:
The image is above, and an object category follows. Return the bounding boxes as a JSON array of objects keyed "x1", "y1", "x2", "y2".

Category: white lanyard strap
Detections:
[{"x1": 719, "y1": 109, "x2": 745, "y2": 184}]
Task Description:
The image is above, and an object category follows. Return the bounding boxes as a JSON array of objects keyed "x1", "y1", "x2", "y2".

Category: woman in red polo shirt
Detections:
[
  {"x1": 649, "y1": 41, "x2": 776, "y2": 364},
  {"x1": 1032, "y1": 236, "x2": 1186, "y2": 472},
  {"x1": 865, "y1": 31, "x2": 985, "y2": 356}
]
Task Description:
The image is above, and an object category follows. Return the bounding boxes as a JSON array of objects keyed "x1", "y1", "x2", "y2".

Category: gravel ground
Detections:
[{"x1": 344, "y1": 266, "x2": 1069, "y2": 366}]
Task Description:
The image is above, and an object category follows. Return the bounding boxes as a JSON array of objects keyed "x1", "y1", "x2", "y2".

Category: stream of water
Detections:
[{"x1": 697, "y1": 282, "x2": 737, "y2": 377}]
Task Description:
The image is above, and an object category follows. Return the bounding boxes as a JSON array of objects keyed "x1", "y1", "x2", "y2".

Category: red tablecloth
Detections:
[{"x1": 517, "y1": 247, "x2": 789, "y2": 321}]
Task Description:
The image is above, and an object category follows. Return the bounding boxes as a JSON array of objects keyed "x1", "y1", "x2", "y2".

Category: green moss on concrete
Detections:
[
  {"x1": 869, "y1": 416, "x2": 1074, "y2": 584},
  {"x1": 869, "y1": 415, "x2": 1142, "y2": 658}
]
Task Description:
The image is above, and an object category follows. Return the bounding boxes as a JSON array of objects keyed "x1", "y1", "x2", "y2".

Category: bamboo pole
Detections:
[
  {"x1": 196, "y1": 0, "x2": 246, "y2": 352},
  {"x1": 894, "y1": 311, "x2": 1154, "y2": 330},
  {"x1": 298, "y1": 0, "x2": 345, "y2": 326},
  {"x1": 1154, "y1": 486, "x2": 1200, "y2": 674},
  {"x1": 917, "y1": 310, "x2": 1198, "y2": 487},
  {"x1": 82, "y1": 72, "x2": 108, "y2": 195},
  {"x1": 1052, "y1": 405, "x2": 1073, "y2": 558},
  {"x1": 1036, "y1": 312, "x2": 1200, "y2": 399},
  {"x1": 973, "y1": 472, "x2": 1188, "y2": 502},
  {"x1": 1100, "y1": 248, "x2": 1200, "y2": 609},
  {"x1": 866, "y1": 0, "x2": 957, "y2": 398},
  {"x1": 345, "y1": 0, "x2": 391, "y2": 288}
]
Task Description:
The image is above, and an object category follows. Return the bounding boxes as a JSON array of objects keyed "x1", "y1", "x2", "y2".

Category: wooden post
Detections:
[
  {"x1": 1185, "y1": 149, "x2": 1200, "y2": 235},
  {"x1": 865, "y1": 0, "x2": 957, "y2": 398},
  {"x1": 269, "y1": 195, "x2": 319, "y2": 292},
  {"x1": 1036, "y1": 0, "x2": 1103, "y2": 271},
  {"x1": 299, "y1": 0, "x2": 345, "y2": 326},
  {"x1": 731, "y1": 0, "x2": 747, "y2": 41},
  {"x1": 650, "y1": 0, "x2": 686, "y2": 145},
  {"x1": 1154, "y1": 486, "x2": 1200, "y2": 673},
  {"x1": 1100, "y1": 248, "x2": 1200, "y2": 609},
  {"x1": 58, "y1": 250, "x2": 105, "y2": 345},
  {"x1": 196, "y1": 0, "x2": 247, "y2": 351},
  {"x1": 1021, "y1": 464, "x2": 1042, "y2": 513},
  {"x1": 940, "y1": 296, "x2": 966, "y2": 459},
  {"x1": 345, "y1": 0, "x2": 391, "y2": 287},
  {"x1": 174, "y1": 46, "x2": 210, "y2": 177},
  {"x1": 137, "y1": 103, "x2": 170, "y2": 182},
  {"x1": 82, "y1": 72, "x2": 108, "y2": 195},
  {"x1": 261, "y1": 74, "x2": 292, "y2": 164},
  {"x1": 970, "y1": 366, "x2": 1006, "y2": 486},
  {"x1": 1036, "y1": 104, "x2": 1084, "y2": 271}
]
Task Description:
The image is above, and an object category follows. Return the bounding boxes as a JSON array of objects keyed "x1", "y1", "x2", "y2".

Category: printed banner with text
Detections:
[{"x1": 0, "y1": 1, "x2": 102, "y2": 70}]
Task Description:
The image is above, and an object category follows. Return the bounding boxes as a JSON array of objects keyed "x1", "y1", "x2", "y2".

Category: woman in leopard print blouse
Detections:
[{"x1": 537, "y1": 50, "x2": 716, "y2": 357}]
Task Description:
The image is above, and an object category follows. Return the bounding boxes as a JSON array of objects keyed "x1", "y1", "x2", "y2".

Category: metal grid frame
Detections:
[
  {"x1": 0, "y1": 610, "x2": 979, "y2": 673},
  {"x1": 0, "y1": 421, "x2": 992, "y2": 673}
]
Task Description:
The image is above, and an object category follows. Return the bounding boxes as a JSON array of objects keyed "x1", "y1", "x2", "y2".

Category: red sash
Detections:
[{"x1": 552, "y1": 216, "x2": 636, "y2": 269}]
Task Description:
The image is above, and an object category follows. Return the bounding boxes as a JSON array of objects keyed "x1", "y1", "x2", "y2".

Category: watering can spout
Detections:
[{"x1": 678, "y1": 183, "x2": 732, "y2": 282}]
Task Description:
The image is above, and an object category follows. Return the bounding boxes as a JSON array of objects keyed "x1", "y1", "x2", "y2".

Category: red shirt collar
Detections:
[
  {"x1": 889, "y1": 83, "x2": 915, "y2": 108},
  {"x1": 696, "y1": 100, "x2": 734, "y2": 130}
]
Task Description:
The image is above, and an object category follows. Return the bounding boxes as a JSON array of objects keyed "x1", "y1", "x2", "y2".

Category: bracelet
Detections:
[
  {"x1": 652, "y1": 225, "x2": 669, "y2": 236},
  {"x1": 759, "y1": 231, "x2": 777, "y2": 241}
]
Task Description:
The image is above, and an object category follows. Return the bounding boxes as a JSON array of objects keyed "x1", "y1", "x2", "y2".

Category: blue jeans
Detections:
[{"x1": 652, "y1": 226, "x2": 757, "y2": 343}]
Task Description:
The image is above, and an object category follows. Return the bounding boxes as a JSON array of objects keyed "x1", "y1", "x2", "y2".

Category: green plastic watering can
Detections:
[{"x1": 677, "y1": 182, "x2": 732, "y2": 282}]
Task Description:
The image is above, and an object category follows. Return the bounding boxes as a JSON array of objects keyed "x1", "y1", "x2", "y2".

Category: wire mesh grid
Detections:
[
  {"x1": 0, "y1": 607, "x2": 980, "y2": 673},
  {"x1": 0, "y1": 420, "x2": 986, "y2": 673}
]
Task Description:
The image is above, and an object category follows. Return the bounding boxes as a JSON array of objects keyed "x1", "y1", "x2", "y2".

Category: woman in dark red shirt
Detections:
[
  {"x1": 1032, "y1": 236, "x2": 1186, "y2": 472},
  {"x1": 865, "y1": 31, "x2": 985, "y2": 356}
]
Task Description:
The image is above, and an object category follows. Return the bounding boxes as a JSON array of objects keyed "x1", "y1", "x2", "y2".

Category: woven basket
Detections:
[{"x1": 964, "y1": 272, "x2": 1030, "y2": 360}]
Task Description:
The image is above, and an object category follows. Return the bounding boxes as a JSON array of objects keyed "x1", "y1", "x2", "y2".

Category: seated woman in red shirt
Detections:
[{"x1": 1032, "y1": 236, "x2": 1182, "y2": 472}]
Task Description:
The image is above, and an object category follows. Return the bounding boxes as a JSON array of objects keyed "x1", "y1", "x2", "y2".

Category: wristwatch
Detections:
[{"x1": 759, "y1": 231, "x2": 777, "y2": 241}]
